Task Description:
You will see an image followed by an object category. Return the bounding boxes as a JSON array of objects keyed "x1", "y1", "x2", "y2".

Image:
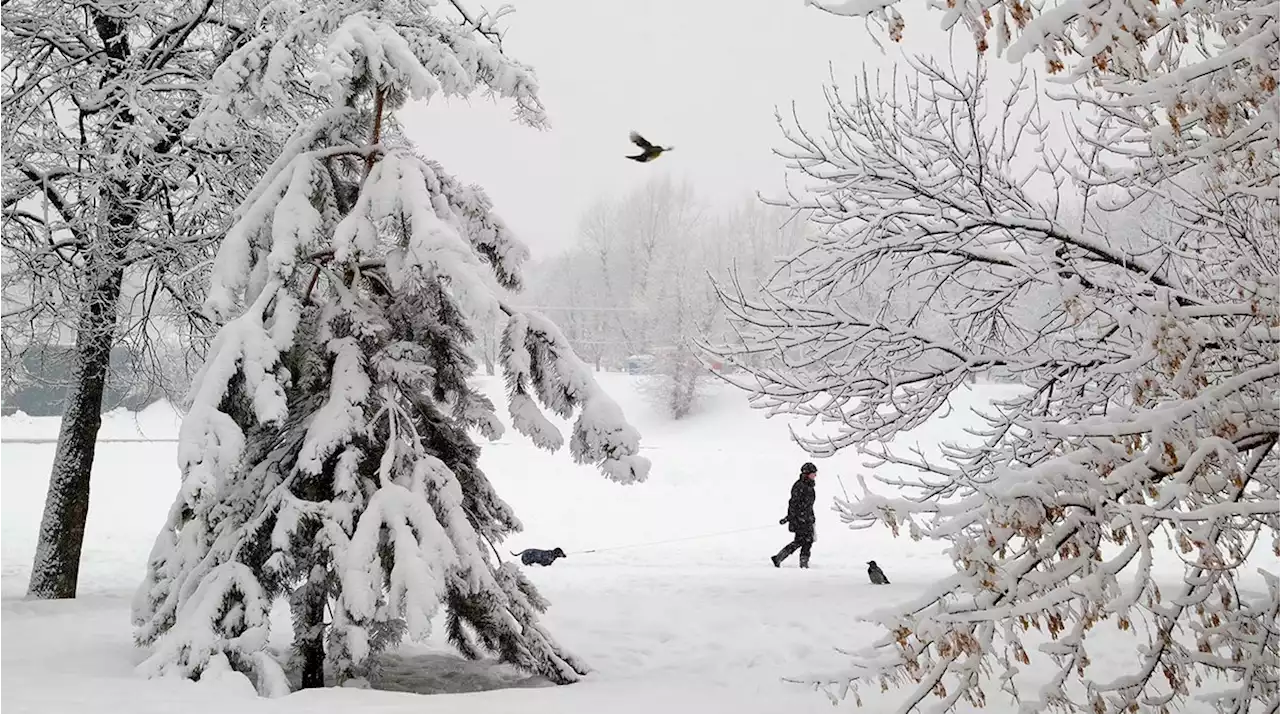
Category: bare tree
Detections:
[
  {"x1": 524, "y1": 177, "x2": 707, "y2": 378},
  {"x1": 703, "y1": 54, "x2": 1278, "y2": 713},
  {"x1": 1, "y1": 0, "x2": 281, "y2": 598},
  {"x1": 713, "y1": 0, "x2": 1279, "y2": 704},
  {"x1": 626, "y1": 179, "x2": 712, "y2": 418},
  {"x1": 526, "y1": 178, "x2": 818, "y2": 418}
]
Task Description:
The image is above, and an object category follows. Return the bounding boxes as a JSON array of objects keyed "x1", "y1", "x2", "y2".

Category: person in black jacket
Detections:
[{"x1": 771, "y1": 462, "x2": 818, "y2": 569}]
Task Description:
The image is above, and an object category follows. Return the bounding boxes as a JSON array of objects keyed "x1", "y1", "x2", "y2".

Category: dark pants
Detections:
[{"x1": 774, "y1": 534, "x2": 813, "y2": 567}]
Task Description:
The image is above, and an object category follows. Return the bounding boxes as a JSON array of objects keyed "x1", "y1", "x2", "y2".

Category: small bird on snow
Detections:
[
  {"x1": 867, "y1": 560, "x2": 890, "y2": 585},
  {"x1": 626, "y1": 131, "x2": 673, "y2": 162}
]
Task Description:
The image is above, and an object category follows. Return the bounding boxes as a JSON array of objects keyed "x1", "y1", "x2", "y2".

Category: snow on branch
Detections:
[
  {"x1": 179, "y1": 282, "x2": 296, "y2": 506},
  {"x1": 333, "y1": 150, "x2": 506, "y2": 322},
  {"x1": 706, "y1": 61, "x2": 1172, "y2": 453},
  {"x1": 136, "y1": 561, "x2": 280, "y2": 683},
  {"x1": 205, "y1": 137, "x2": 369, "y2": 319},
  {"x1": 415, "y1": 152, "x2": 530, "y2": 291},
  {"x1": 339, "y1": 482, "x2": 456, "y2": 643},
  {"x1": 501, "y1": 310, "x2": 651, "y2": 484},
  {"x1": 801, "y1": 0, "x2": 1279, "y2": 200},
  {"x1": 196, "y1": 0, "x2": 546, "y2": 132}
]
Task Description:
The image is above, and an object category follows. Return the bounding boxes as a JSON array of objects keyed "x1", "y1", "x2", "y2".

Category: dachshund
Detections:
[{"x1": 511, "y1": 547, "x2": 568, "y2": 566}]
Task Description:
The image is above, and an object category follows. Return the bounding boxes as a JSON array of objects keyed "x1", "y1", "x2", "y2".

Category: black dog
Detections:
[
  {"x1": 867, "y1": 560, "x2": 890, "y2": 585},
  {"x1": 511, "y1": 547, "x2": 567, "y2": 566}
]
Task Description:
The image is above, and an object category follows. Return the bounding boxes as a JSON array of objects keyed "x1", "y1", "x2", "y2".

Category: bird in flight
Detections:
[{"x1": 626, "y1": 131, "x2": 673, "y2": 162}]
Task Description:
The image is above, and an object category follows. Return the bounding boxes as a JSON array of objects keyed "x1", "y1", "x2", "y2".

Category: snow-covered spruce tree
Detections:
[
  {"x1": 702, "y1": 56, "x2": 1278, "y2": 714},
  {"x1": 131, "y1": 0, "x2": 650, "y2": 694}
]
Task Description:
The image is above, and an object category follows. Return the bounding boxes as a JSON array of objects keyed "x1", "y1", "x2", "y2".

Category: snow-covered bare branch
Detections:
[{"x1": 704, "y1": 56, "x2": 1278, "y2": 713}]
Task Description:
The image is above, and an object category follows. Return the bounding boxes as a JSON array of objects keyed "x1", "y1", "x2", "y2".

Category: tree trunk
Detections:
[
  {"x1": 26, "y1": 249, "x2": 125, "y2": 599},
  {"x1": 482, "y1": 330, "x2": 495, "y2": 375},
  {"x1": 27, "y1": 65, "x2": 136, "y2": 597},
  {"x1": 294, "y1": 580, "x2": 327, "y2": 688}
]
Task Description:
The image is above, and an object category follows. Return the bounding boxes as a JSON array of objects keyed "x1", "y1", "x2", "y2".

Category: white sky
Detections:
[{"x1": 401, "y1": 0, "x2": 975, "y2": 260}]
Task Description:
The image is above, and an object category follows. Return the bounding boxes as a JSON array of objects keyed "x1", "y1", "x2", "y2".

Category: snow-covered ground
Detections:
[{"x1": 2, "y1": 374, "x2": 1269, "y2": 713}]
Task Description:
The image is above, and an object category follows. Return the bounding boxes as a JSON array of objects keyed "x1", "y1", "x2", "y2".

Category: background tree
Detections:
[
  {"x1": 704, "y1": 53, "x2": 1278, "y2": 713},
  {"x1": 524, "y1": 179, "x2": 811, "y2": 418},
  {"x1": 618, "y1": 178, "x2": 711, "y2": 418},
  {"x1": 1, "y1": 0, "x2": 278, "y2": 598},
  {"x1": 130, "y1": 0, "x2": 650, "y2": 694}
]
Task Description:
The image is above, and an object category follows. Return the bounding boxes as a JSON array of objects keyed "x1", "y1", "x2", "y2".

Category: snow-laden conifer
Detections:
[{"x1": 132, "y1": 0, "x2": 649, "y2": 693}]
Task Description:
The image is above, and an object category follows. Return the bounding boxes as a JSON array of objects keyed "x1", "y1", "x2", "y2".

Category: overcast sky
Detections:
[{"x1": 401, "y1": 0, "x2": 970, "y2": 261}]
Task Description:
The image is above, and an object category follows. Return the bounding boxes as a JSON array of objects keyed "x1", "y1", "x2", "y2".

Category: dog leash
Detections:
[{"x1": 568, "y1": 524, "x2": 779, "y2": 555}]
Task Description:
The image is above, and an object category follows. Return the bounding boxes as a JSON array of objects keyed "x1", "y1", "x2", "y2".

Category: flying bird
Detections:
[{"x1": 626, "y1": 131, "x2": 673, "y2": 162}]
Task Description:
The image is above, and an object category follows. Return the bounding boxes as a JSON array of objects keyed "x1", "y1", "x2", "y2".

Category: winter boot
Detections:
[
  {"x1": 799, "y1": 556, "x2": 810, "y2": 569},
  {"x1": 772, "y1": 542, "x2": 798, "y2": 567}
]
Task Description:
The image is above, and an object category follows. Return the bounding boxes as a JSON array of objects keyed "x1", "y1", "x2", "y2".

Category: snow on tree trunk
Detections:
[
  {"x1": 26, "y1": 96, "x2": 143, "y2": 594},
  {"x1": 22, "y1": 9, "x2": 136, "y2": 601},
  {"x1": 26, "y1": 240, "x2": 126, "y2": 598},
  {"x1": 132, "y1": 0, "x2": 649, "y2": 695}
]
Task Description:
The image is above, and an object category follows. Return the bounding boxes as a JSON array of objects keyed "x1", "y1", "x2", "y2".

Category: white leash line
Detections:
[{"x1": 571, "y1": 524, "x2": 778, "y2": 555}]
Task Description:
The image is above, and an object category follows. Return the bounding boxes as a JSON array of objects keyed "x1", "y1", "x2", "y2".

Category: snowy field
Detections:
[{"x1": 2, "y1": 374, "x2": 1272, "y2": 713}]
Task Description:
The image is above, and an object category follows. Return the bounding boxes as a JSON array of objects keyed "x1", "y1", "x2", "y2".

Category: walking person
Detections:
[{"x1": 771, "y1": 462, "x2": 818, "y2": 569}]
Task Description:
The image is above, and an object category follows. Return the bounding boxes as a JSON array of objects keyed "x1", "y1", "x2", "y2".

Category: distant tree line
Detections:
[{"x1": 516, "y1": 177, "x2": 813, "y2": 418}]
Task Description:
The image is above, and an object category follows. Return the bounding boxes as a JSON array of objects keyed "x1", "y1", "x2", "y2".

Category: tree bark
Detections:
[
  {"x1": 26, "y1": 244, "x2": 126, "y2": 598},
  {"x1": 294, "y1": 580, "x2": 327, "y2": 688},
  {"x1": 25, "y1": 8, "x2": 141, "y2": 600}
]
